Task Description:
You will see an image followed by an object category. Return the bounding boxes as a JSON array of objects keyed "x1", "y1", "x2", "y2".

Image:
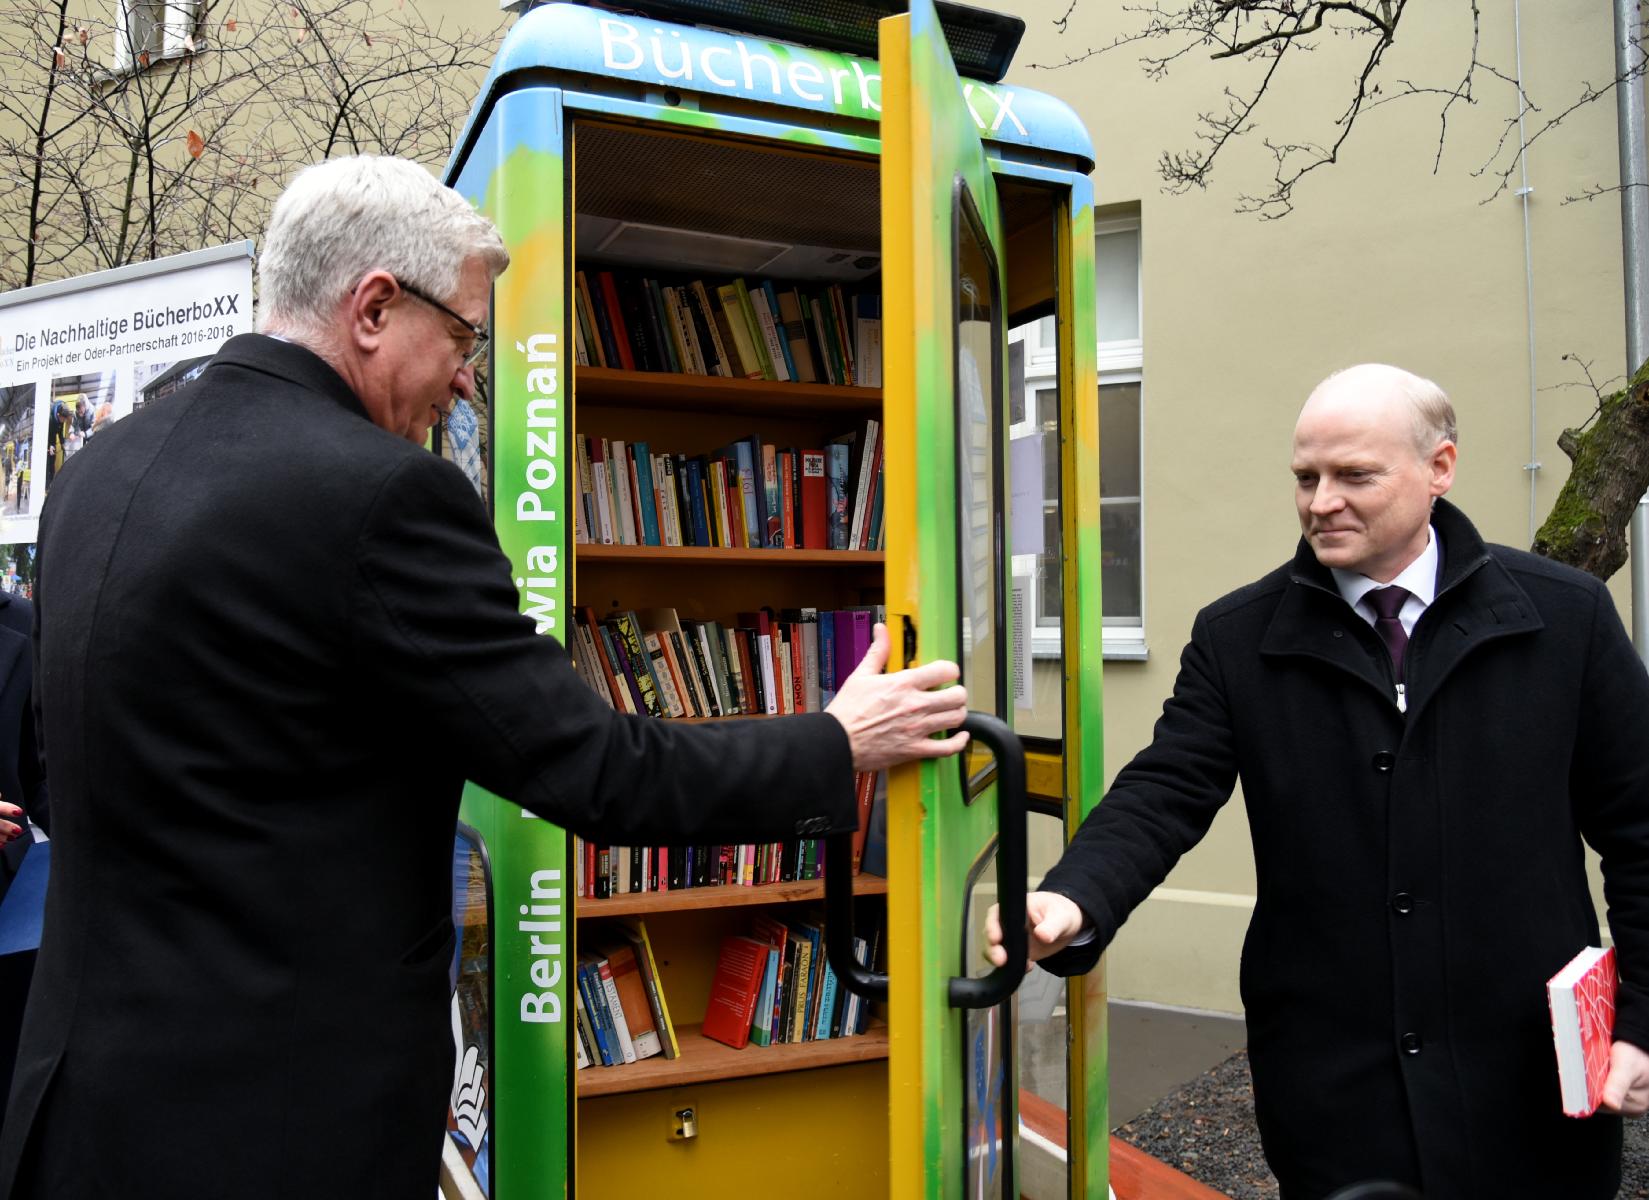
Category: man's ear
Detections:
[
  {"x1": 347, "y1": 270, "x2": 399, "y2": 353},
  {"x1": 1429, "y1": 439, "x2": 1458, "y2": 497}
]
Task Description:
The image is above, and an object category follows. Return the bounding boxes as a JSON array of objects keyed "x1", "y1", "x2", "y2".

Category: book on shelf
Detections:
[
  {"x1": 575, "y1": 955, "x2": 616, "y2": 1065},
  {"x1": 1548, "y1": 944, "x2": 1617, "y2": 1117},
  {"x1": 590, "y1": 936, "x2": 664, "y2": 1060},
  {"x1": 617, "y1": 920, "x2": 679, "y2": 1058},
  {"x1": 585, "y1": 950, "x2": 638, "y2": 1063},
  {"x1": 573, "y1": 985, "x2": 593, "y2": 1068},
  {"x1": 703, "y1": 934, "x2": 771, "y2": 1050}
]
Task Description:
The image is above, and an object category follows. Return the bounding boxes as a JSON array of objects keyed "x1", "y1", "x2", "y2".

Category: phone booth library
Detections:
[{"x1": 438, "y1": 2, "x2": 1105, "y2": 1196}]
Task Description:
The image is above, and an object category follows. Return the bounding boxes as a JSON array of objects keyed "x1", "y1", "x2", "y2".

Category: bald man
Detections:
[{"x1": 990, "y1": 365, "x2": 1649, "y2": 1197}]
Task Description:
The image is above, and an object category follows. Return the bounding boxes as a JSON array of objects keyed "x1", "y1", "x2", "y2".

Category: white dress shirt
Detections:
[
  {"x1": 1330, "y1": 525, "x2": 1439, "y2": 638},
  {"x1": 1330, "y1": 525, "x2": 1439, "y2": 710}
]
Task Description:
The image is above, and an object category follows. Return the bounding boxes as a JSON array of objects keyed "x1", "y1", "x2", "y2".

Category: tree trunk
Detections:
[{"x1": 1531, "y1": 357, "x2": 1649, "y2": 580}]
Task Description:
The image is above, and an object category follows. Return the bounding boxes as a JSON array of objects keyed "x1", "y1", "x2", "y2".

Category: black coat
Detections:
[
  {"x1": 0, "y1": 335, "x2": 856, "y2": 1199},
  {"x1": 1041, "y1": 498, "x2": 1649, "y2": 1199}
]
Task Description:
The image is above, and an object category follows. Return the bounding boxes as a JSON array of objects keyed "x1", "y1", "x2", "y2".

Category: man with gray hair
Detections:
[
  {"x1": 0, "y1": 156, "x2": 968, "y2": 1198},
  {"x1": 990, "y1": 363, "x2": 1649, "y2": 1197}
]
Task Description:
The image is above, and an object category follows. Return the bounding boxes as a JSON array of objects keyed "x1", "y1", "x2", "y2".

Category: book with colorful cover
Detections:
[
  {"x1": 702, "y1": 935, "x2": 771, "y2": 1049},
  {"x1": 590, "y1": 938, "x2": 663, "y2": 1060},
  {"x1": 1548, "y1": 944, "x2": 1618, "y2": 1117}
]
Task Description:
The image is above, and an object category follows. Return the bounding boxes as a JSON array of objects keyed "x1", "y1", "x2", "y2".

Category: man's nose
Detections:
[
  {"x1": 1309, "y1": 483, "x2": 1343, "y2": 514},
  {"x1": 451, "y1": 362, "x2": 477, "y2": 406}
]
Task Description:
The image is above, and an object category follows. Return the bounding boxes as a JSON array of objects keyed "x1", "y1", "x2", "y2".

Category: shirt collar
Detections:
[{"x1": 1331, "y1": 525, "x2": 1440, "y2": 613}]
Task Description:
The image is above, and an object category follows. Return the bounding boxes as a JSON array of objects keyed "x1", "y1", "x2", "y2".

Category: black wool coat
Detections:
[
  {"x1": 1040, "y1": 498, "x2": 1649, "y2": 1200},
  {"x1": 0, "y1": 335, "x2": 856, "y2": 1199}
]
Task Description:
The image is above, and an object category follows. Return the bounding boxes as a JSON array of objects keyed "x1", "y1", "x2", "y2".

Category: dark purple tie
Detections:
[{"x1": 1366, "y1": 586, "x2": 1410, "y2": 684}]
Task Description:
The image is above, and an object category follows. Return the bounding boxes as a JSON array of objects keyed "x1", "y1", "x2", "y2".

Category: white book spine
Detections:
[{"x1": 599, "y1": 962, "x2": 637, "y2": 1063}]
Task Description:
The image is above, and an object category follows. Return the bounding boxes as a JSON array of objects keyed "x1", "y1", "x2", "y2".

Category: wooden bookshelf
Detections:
[
  {"x1": 576, "y1": 544, "x2": 883, "y2": 566},
  {"x1": 577, "y1": 873, "x2": 887, "y2": 919},
  {"x1": 578, "y1": 366, "x2": 880, "y2": 417},
  {"x1": 578, "y1": 1021, "x2": 889, "y2": 1098}
]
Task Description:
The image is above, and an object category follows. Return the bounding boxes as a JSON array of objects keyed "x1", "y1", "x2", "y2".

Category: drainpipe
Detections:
[
  {"x1": 1514, "y1": 0, "x2": 1540, "y2": 544},
  {"x1": 1615, "y1": 0, "x2": 1649, "y2": 663}
]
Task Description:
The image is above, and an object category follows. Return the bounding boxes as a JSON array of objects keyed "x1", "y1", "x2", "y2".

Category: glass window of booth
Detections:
[{"x1": 1009, "y1": 215, "x2": 1143, "y2": 667}]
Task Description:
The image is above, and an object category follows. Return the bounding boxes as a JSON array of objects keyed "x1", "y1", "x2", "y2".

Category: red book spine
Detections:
[
  {"x1": 597, "y1": 271, "x2": 637, "y2": 371},
  {"x1": 800, "y1": 449, "x2": 826, "y2": 550}
]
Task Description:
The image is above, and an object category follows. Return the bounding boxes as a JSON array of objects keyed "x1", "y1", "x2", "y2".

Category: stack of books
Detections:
[
  {"x1": 573, "y1": 422, "x2": 883, "y2": 552},
  {"x1": 702, "y1": 909, "x2": 881, "y2": 1051},
  {"x1": 576, "y1": 920, "x2": 678, "y2": 1069},
  {"x1": 574, "y1": 270, "x2": 881, "y2": 388}
]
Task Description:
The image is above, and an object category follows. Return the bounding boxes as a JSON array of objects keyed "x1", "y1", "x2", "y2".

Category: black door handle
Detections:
[
  {"x1": 947, "y1": 711, "x2": 1027, "y2": 1010},
  {"x1": 824, "y1": 711, "x2": 1029, "y2": 1008},
  {"x1": 824, "y1": 821, "x2": 889, "y2": 1002}
]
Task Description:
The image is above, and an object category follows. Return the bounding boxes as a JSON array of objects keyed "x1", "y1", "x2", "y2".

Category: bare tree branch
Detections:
[
  {"x1": 1029, "y1": 0, "x2": 1649, "y2": 217},
  {"x1": 0, "y1": 0, "x2": 504, "y2": 290}
]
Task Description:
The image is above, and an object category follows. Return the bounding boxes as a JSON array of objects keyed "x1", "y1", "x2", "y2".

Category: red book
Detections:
[
  {"x1": 849, "y1": 770, "x2": 877, "y2": 873},
  {"x1": 1548, "y1": 945, "x2": 1617, "y2": 1117},
  {"x1": 702, "y1": 935, "x2": 771, "y2": 1049},
  {"x1": 800, "y1": 449, "x2": 827, "y2": 550},
  {"x1": 597, "y1": 271, "x2": 637, "y2": 371}
]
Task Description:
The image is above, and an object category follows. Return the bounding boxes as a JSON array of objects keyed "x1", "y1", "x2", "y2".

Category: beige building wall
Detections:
[{"x1": 1006, "y1": 0, "x2": 1634, "y2": 1013}]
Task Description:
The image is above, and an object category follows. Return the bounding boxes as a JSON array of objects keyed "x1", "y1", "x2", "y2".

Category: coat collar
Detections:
[
  {"x1": 206, "y1": 334, "x2": 369, "y2": 423},
  {"x1": 1260, "y1": 499, "x2": 1544, "y2": 714}
]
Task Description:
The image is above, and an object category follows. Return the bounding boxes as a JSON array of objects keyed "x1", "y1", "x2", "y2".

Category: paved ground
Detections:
[{"x1": 1113, "y1": 1047, "x2": 1649, "y2": 1199}]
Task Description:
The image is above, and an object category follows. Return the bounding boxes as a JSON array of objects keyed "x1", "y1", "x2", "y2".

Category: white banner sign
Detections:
[{"x1": 0, "y1": 244, "x2": 253, "y2": 549}]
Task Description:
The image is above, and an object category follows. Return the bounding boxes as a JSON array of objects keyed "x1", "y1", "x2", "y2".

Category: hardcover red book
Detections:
[
  {"x1": 1548, "y1": 944, "x2": 1617, "y2": 1117},
  {"x1": 702, "y1": 935, "x2": 771, "y2": 1050},
  {"x1": 800, "y1": 449, "x2": 827, "y2": 550}
]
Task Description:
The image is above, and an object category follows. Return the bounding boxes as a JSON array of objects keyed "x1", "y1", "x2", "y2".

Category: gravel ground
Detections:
[{"x1": 1112, "y1": 1049, "x2": 1649, "y2": 1199}]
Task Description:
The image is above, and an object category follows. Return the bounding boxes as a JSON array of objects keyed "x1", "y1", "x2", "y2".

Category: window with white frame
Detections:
[
  {"x1": 113, "y1": 0, "x2": 199, "y2": 71},
  {"x1": 1009, "y1": 215, "x2": 1143, "y2": 659}
]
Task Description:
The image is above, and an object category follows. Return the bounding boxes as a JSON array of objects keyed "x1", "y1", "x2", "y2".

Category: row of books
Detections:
[
  {"x1": 574, "y1": 268, "x2": 882, "y2": 388},
  {"x1": 702, "y1": 909, "x2": 881, "y2": 1050},
  {"x1": 575, "y1": 920, "x2": 678, "y2": 1068},
  {"x1": 573, "y1": 772, "x2": 883, "y2": 900},
  {"x1": 569, "y1": 604, "x2": 885, "y2": 721},
  {"x1": 573, "y1": 419, "x2": 883, "y2": 552}
]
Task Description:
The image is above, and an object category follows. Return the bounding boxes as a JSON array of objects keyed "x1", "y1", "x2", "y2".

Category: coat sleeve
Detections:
[
  {"x1": 1570, "y1": 580, "x2": 1649, "y2": 1051},
  {"x1": 1037, "y1": 607, "x2": 1240, "y2": 976},
  {"x1": 347, "y1": 453, "x2": 857, "y2": 847}
]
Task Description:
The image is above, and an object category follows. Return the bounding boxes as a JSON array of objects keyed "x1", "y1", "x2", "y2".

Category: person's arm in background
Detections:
[{"x1": 986, "y1": 607, "x2": 1240, "y2": 975}]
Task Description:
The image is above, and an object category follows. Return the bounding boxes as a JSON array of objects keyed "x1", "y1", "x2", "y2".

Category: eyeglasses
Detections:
[{"x1": 399, "y1": 280, "x2": 489, "y2": 368}]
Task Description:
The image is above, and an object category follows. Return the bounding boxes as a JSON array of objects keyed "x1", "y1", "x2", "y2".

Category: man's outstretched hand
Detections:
[
  {"x1": 825, "y1": 623, "x2": 968, "y2": 772},
  {"x1": 985, "y1": 891, "x2": 1088, "y2": 968}
]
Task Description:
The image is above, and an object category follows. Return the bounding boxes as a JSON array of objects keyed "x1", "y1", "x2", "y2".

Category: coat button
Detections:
[
  {"x1": 1372, "y1": 751, "x2": 1396, "y2": 772},
  {"x1": 1390, "y1": 892, "x2": 1415, "y2": 915},
  {"x1": 1400, "y1": 1032, "x2": 1422, "y2": 1055}
]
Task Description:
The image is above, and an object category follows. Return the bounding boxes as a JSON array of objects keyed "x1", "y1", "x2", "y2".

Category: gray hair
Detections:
[{"x1": 256, "y1": 155, "x2": 509, "y2": 341}]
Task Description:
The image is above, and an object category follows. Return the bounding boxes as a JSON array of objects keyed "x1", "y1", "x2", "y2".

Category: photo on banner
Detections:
[
  {"x1": 0, "y1": 543, "x2": 37, "y2": 599},
  {"x1": 0, "y1": 385, "x2": 35, "y2": 519},
  {"x1": 0, "y1": 243, "x2": 255, "y2": 545}
]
